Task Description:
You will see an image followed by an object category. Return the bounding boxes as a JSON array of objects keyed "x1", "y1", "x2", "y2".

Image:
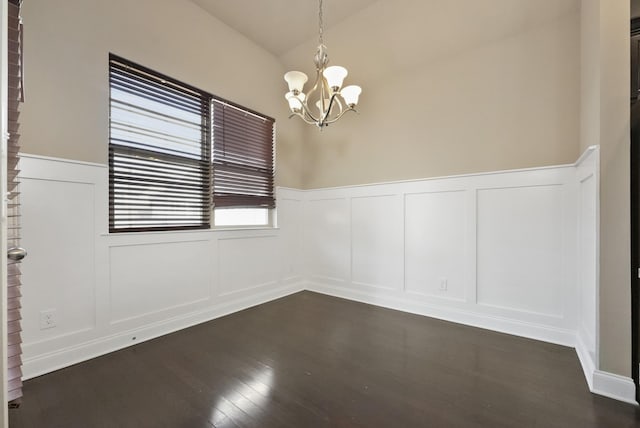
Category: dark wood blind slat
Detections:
[
  {"x1": 213, "y1": 196, "x2": 276, "y2": 209},
  {"x1": 7, "y1": 332, "x2": 21, "y2": 347},
  {"x1": 213, "y1": 176, "x2": 273, "y2": 188},
  {"x1": 8, "y1": 321, "x2": 21, "y2": 336},
  {"x1": 213, "y1": 139, "x2": 274, "y2": 159},
  {"x1": 212, "y1": 101, "x2": 274, "y2": 209}
]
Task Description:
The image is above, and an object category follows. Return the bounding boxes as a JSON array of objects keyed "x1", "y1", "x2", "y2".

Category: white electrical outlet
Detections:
[
  {"x1": 39, "y1": 309, "x2": 57, "y2": 330},
  {"x1": 439, "y1": 278, "x2": 448, "y2": 291}
]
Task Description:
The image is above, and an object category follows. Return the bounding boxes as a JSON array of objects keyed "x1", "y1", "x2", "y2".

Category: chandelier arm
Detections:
[
  {"x1": 323, "y1": 106, "x2": 358, "y2": 125},
  {"x1": 320, "y1": 92, "x2": 339, "y2": 124},
  {"x1": 331, "y1": 94, "x2": 345, "y2": 118},
  {"x1": 297, "y1": 70, "x2": 326, "y2": 124},
  {"x1": 320, "y1": 78, "x2": 331, "y2": 111},
  {"x1": 289, "y1": 111, "x2": 320, "y2": 125},
  {"x1": 297, "y1": 100, "x2": 320, "y2": 123},
  {"x1": 306, "y1": 71, "x2": 323, "y2": 105}
]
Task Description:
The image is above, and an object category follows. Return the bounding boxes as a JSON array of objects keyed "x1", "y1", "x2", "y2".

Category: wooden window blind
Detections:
[
  {"x1": 7, "y1": 0, "x2": 24, "y2": 404},
  {"x1": 109, "y1": 55, "x2": 212, "y2": 232},
  {"x1": 212, "y1": 100, "x2": 275, "y2": 209}
]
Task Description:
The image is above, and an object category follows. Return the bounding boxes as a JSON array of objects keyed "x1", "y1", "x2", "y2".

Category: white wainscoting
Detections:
[
  {"x1": 18, "y1": 148, "x2": 636, "y2": 405},
  {"x1": 574, "y1": 147, "x2": 601, "y2": 394},
  {"x1": 351, "y1": 194, "x2": 404, "y2": 291},
  {"x1": 405, "y1": 190, "x2": 468, "y2": 302},
  {"x1": 302, "y1": 145, "x2": 636, "y2": 405},
  {"x1": 304, "y1": 198, "x2": 351, "y2": 283},
  {"x1": 19, "y1": 154, "x2": 304, "y2": 378},
  {"x1": 304, "y1": 165, "x2": 579, "y2": 346},
  {"x1": 476, "y1": 184, "x2": 566, "y2": 318},
  {"x1": 109, "y1": 239, "x2": 213, "y2": 325}
]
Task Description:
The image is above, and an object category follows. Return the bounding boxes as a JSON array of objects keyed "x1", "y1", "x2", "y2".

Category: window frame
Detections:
[
  {"x1": 108, "y1": 54, "x2": 276, "y2": 233},
  {"x1": 108, "y1": 54, "x2": 213, "y2": 233}
]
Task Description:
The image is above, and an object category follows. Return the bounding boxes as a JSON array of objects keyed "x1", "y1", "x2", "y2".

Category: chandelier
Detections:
[{"x1": 284, "y1": 0, "x2": 362, "y2": 128}]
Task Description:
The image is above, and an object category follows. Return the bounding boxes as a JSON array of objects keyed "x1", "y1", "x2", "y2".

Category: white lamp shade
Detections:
[
  {"x1": 323, "y1": 66, "x2": 348, "y2": 90},
  {"x1": 341, "y1": 85, "x2": 361, "y2": 106},
  {"x1": 285, "y1": 92, "x2": 305, "y2": 111},
  {"x1": 284, "y1": 71, "x2": 308, "y2": 92}
]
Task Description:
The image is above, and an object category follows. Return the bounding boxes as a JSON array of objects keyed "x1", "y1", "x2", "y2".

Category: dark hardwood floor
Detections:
[{"x1": 9, "y1": 291, "x2": 640, "y2": 427}]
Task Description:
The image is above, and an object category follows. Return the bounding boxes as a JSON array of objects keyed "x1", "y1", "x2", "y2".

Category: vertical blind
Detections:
[
  {"x1": 7, "y1": 0, "x2": 24, "y2": 404},
  {"x1": 109, "y1": 55, "x2": 212, "y2": 232},
  {"x1": 212, "y1": 101, "x2": 275, "y2": 209}
]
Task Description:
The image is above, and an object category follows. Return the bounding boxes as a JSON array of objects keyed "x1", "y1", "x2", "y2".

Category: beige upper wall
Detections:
[
  {"x1": 21, "y1": 0, "x2": 582, "y2": 191},
  {"x1": 20, "y1": 0, "x2": 305, "y2": 188},
  {"x1": 281, "y1": 0, "x2": 581, "y2": 189}
]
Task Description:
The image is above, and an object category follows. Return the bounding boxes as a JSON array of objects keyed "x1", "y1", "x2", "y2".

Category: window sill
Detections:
[
  {"x1": 212, "y1": 226, "x2": 277, "y2": 231},
  {"x1": 101, "y1": 226, "x2": 278, "y2": 237}
]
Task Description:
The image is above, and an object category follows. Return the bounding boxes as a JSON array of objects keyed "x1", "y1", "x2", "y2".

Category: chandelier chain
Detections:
[{"x1": 318, "y1": 0, "x2": 324, "y2": 45}]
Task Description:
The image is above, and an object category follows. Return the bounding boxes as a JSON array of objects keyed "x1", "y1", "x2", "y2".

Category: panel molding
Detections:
[
  {"x1": 22, "y1": 326, "x2": 95, "y2": 349},
  {"x1": 299, "y1": 147, "x2": 610, "y2": 403},
  {"x1": 108, "y1": 239, "x2": 213, "y2": 325},
  {"x1": 306, "y1": 281, "x2": 577, "y2": 346},
  {"x1": 107, "y1": 238, "x2": 210, "y2": 248},
  {"x1": 22, "y1": 282, "x2": 305, "y2": 380},
  {"x1": 20, "y1": 154, "x2": 306, "y2": 379},
  {"x1": 350, "y1": 281, "x2": 398, "y2": 291},
  {"x1": 303, "y1": 162, "x2": 576, "y2": 334},
  {"x1": 309, "y1": 274, "x2": 349, "y2": 284},
  {"x1": 217, "y1": 281, "x2": 279, "y2": 298},
  {"x1": 475, "y1": 301, "x2": 565, "y2": 320},
  {"x1": 21, "y1": 175, "x2": 99, "y2": 346},
  {"x1": 475, "y1": 184, "x2": 565, "y2": 318},
  {"x1": 404, "y1": 190, "x2": 468, "y2": 302},
  {"x1": 405, "y1": 289, "x2": 466, "y2": 303},
  {"x1": 109, "y1": 297, "x2": 211, "y2": 326}
]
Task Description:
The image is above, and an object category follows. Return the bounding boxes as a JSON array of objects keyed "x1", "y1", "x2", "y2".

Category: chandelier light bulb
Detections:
[
  {"x1": 323, "y1": 66, "x2": 348, "y2": 92},
  {"x1": 284, "y1": 71, "x2": 308, "y2": 93}
]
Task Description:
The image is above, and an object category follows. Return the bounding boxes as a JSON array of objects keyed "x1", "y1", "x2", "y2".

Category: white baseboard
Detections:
[
  {"x1": 592, "y1": 371, "x2": 638, "y2": 405},
  {"x1": 306, "y1": 282, "x2": 576, "y2": 347},
  {"x1": 22, "y1": 282, "x2": 304, "y2": 380},
  {"x1": 574, "y1": 331, "x2": 596, "y2": 391},
  {"x1": 575, "y1": 330, "x2": 637, "y2": 405}
]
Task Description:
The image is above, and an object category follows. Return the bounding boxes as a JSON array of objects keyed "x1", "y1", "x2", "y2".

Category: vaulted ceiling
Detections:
[
  {"x1": 190, "y1": 0, "x2": 581, "y2": 69},
  {"x1": 190, "y1": 0, "x2": 378, "y2": 56}
]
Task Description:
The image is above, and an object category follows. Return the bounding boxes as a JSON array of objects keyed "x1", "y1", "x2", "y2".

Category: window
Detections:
[
  {"x1": 109, "y1": 55, "x2": 275, "y2": 232},
  {"x1": 212, "y1": 100, "x2": 275, "y2": 227},
  {"x1": 214, "y1": 208, "x2": 270, "y2": 227}
]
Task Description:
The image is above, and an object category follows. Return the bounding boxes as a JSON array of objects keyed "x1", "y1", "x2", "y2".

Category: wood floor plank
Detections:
[{"x1": 9, "y1": 291, "x2": 640, "y2": 427}]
